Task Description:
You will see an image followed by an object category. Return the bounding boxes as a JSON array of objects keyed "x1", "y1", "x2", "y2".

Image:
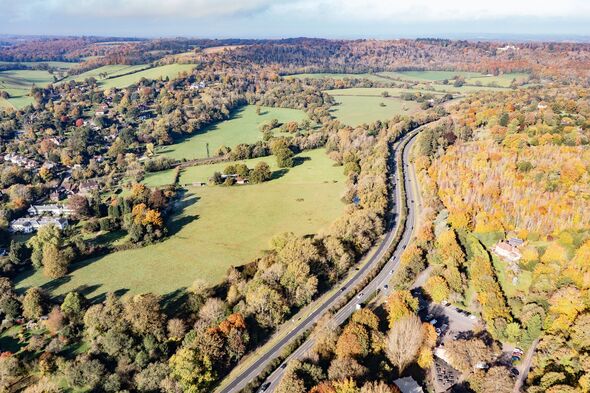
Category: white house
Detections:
[
  {"x1": 493, "y1": 241, "x2": 522, "y2": 263},
  {"x1": 9, "y1": 217, "x2": 69, "y2": 233},
  {"x1": 27, "y1": 204, "x2": 74, "y2": 216}
]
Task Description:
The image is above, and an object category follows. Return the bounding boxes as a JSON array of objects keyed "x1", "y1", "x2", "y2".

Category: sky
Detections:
[{"x1": 0, "y1": 0, "x2": 589, "y2": 39}]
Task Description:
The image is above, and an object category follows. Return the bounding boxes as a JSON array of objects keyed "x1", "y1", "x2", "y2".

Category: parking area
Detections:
[{"x1": 412, "y1": 288, "x2": 478, "y2": 339}]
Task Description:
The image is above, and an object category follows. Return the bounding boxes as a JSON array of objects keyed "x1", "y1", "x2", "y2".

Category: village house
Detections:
[
  {"x1": 49, "y1": 189, "x2": 66, "y2": 201},
  {"x1": 493, "y1": 241, "x2": 522, "y2": 263},
  {"x1": 27, "y1": 204, "x2": 74, "y2": 216},
  {"x1": 9, "y1": 217, "x2": 69, "y2": 233},
  {"x1": 78, "y1": 180, "x2": 99, "y2": 195}
]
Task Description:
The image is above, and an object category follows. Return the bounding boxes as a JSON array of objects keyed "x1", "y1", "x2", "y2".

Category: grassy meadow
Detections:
[
  {"x1": 284, "y1": 73, "x2": 390, "y2": 82},
  {"x1": 63, "y1": 63, "x2": 194, "y2": 89},
  {"x1": 157, "y1": 105, "x2": 308, "y2": 161},
  {"x1": 15, "y1": 149, "x2": 345, "y2": 298},
  {"x1": 325, "y1": 89, "x2": 422, "y2": 126},
  {"x1": 0, "y1": 69, "x2": 56, "y2": 108}
]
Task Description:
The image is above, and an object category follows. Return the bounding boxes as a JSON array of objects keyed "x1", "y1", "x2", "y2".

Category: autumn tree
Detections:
[{"x1": 385, "y1": 315, "x2": 424, "y2": 373}]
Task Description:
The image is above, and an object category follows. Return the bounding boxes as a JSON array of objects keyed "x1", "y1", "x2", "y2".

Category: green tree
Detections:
[
  {"x1": 249, "y1": 161, "x2": 272, "y2": 183},
  {"x1": 61, "y1": 292, "x2": 85, "y2": 322},
  {"x1": 23, "y1": 287, "x2": 44, "y2": 319}
]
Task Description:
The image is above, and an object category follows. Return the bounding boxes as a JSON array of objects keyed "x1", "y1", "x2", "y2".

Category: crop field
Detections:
[
  {"x1": 157, "y1": 105, "x2": 308, "y2": 161},
  {"x1": 15, "y1": 149, "x2": 346, "y2": 298},
  {"x1": 325, "y1": 89, "x2": 422, "y2": 126},
  {"x1": 0, "y1": 69, "x2": 56, "y2": 108}
]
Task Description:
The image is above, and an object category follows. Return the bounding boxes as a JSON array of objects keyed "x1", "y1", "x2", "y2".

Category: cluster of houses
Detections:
[
  {"x1": 3, "y1": 153, "x2": 38, "y2": 170},
  {"x1": 9, "y1": 204, "x2": 73, "y2": 234}
]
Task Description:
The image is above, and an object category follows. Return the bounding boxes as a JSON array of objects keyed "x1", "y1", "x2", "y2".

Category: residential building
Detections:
[
  {"x1": 27, "y1": 204, "x2": 74, "y2": 216},
  {"x1": 493, "y1": 241, "x2": 522, "y2": 263},
  {"x1": 9, "y1": 217, "x2": 69, "y2": 233}
]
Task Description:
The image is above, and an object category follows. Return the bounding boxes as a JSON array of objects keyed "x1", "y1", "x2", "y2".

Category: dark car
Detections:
[{"x1": 259, "y1": 382, "x2": 271, "y2": 392}]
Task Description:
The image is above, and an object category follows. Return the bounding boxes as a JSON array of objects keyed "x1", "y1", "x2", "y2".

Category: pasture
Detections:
[
  {"x1": 284, "y1": 73, "x2": 391, "y2": 83},
  {"x1": 0, "y1": 69, "x2": 56, "y2": 108},
  {"x1": 378, "y1": 70, "x2": 529, "y2": 87},
  {"x1": 63, "y1": 63, "x2": 194, "y2": 89},
  {"x1": 99, "y1": 64, "x2": 195, "y2": 89},
  {"x1": 157, "y1": 105, "x2": 308, "y2": 161},
  {"x1": 325, "y1": 89, "x2": 422, "y2": 126},
  {"x1": 15, "y1": 149, "x2": 346, "y2": 298},
  {"x1": 378, "y1": 70, "x2": 483, "y2": 81}
]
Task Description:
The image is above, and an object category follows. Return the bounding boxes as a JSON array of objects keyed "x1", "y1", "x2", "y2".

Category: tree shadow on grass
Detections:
[
  {"x1": 40, "y1": 275, "x2": 72, "y2": 294},
  {"x1": 293, "y1": 156, "x2": 311, "y2": 167},
  {"x1": 270, "y1": 168, "x2": 289, "y2": 181},
  {"x1": 161, "y1": 287, "x2": 189, "y2": 317}
]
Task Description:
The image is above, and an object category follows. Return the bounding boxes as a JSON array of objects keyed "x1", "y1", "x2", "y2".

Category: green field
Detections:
[
  {"x1": 0, "y1": 60, "x2": 79, "y2": 70},
  {"x1": 100, "y1": 64, "x2": 194, "y2": 89},
  {"x1": 378, "y1": 70, "x2": 529, "y2": 87},
  {"x1": 15, "y1": 149, "x2": 346, "y2": 298},
  {"x1": 326, "y1": 87, "x2": 446, "y2": 97},
  {"x1": 464, "y1": 72, "x2": 529, "y2": 87},
  {"x1": 63, "y1": 63, "x2": 194, "y2": 89},
  {"x1": 0, "y1": 69, "x2": 57, "y2": 109},
  {"x1": 64, "y1": 64, "x2": 150, "y2": 82},
  {"x1": 157, "y1": 105, "x2": 308, "y2": 161},
  {"x1": 144, "y1": 153, "x2": 307, "y2": 188},
  {"x1": 325, "y1": 89, "x2": 422, "y2": 126},
  {"x1": 378, "y1": 70, "x2": 483, "y2": 81},
  {"x1": 284, "y1": 73, "x2": 390, "y2": 82}
]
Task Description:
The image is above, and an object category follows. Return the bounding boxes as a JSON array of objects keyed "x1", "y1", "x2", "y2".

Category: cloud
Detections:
[{"x1": 3, "y1": 0, "x2": 590, "y2": 22}]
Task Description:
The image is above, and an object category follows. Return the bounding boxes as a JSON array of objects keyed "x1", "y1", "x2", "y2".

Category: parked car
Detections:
[
  {"x1": 429, "y1": 319, "x2": 438, "y2": 326},
  {"x1": 511, "y1": 355, "x2": 521, "y2": 362}
]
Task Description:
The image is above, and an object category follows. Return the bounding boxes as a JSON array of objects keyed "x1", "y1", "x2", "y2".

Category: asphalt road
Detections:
[{"x1": 216, "y1": 128, "x2": 423, "y2": 393}]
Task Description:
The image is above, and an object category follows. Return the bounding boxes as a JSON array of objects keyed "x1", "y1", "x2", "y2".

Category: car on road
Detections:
[
  {"x1": 389, "y1": 269, "x2": 394, "y2": 274},
  {"x1": 357, "y1": 292, "x2": 364, "y2": 299},
  {"x1": 280, "y1": 363, "x2": 287, "y2": 369},
  {"x1": 259, "y1": 382, "x2": 271, "y2": 392},
  {"x1": 340, "y1": 286, "x2": 346, "y2": 292}
]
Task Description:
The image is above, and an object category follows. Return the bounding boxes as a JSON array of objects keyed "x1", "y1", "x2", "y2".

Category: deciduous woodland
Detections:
[{"x1": 0, "y1": 37, "x2": 588, "y2": 393}]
